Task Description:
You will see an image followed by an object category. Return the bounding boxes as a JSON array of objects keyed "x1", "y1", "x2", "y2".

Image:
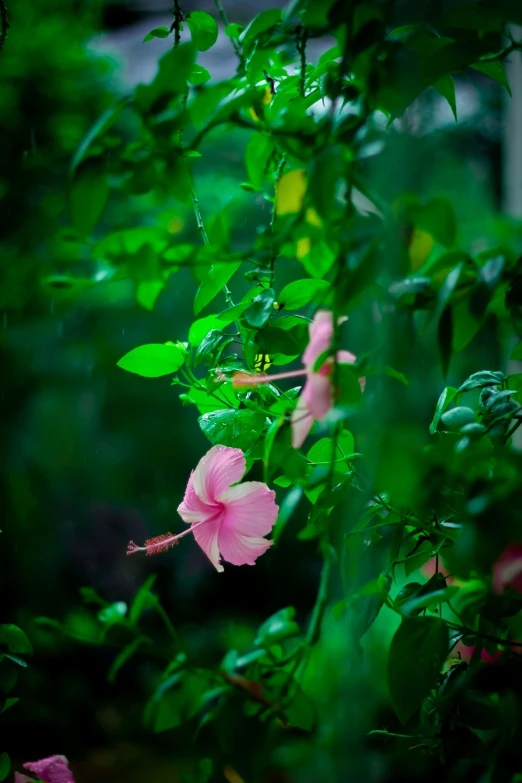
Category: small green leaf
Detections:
[
  {"x1": 433, "y1": 74, "x2": 457, "y2": 121},
  {"x1": 384, "y1": 366, "x2": 409, "y2": 385},
  {"x1": 471, "y1": 61, "x2": 511, "y2": 96},
  {"x1": 278, "y1": 279, "x2": 330, "y2": 310},
  {"x1": 245, "y1": 133, "x2": 273, "y2": 190},
  {"x1": 98, "y1": 602, "x2": 127, "y2": 624},
  {"x1": 108, "y1": 637, "x2": 147, "y2": 683},
  {"x1": 188, "y1": 64, "x2": 211, "y2": 85},
  {"x1": 195, "y1": 329, "x2": 232, "y2": 366},
  {"x1": 194, "y1": 261, "x2": 241, "y2": 314},
  {"x1": 254, "y1": 607, "x2": 300, "y2": 647},
  {"x1": 400, "y1": 586, "x2": 459, "y2": 616},
  {"x1": 129, "y1": 574, "x2": 157, "y2": 625},
  {"x1": 199, "y1": 409, "x2": 266, "y2": 450},
  {"x1": 240, "y1": 8, "x2": 282, "y2": 49},
  {"x1": 458, "y1": 371, "x2": 505, "y2": 393},
  {"x1": 225, "y1": 23, "x2": 244, "y2": 38},
  {"x1": 244, "y1": 288, "x2": 276, "y2": 328},
  {"x1": 92, "y1": 227, "x2": 169, "y2": 259},
  {"x1": 255, "y1": 325, "x2": 302, "y2": 356},
  {"x1": 117, "y1": 344, "x2": 186, "y2": 377},
  {"x1": 69, "y1": 158, "x2": 109, "y2": 237},
  {"x1": 440, "y1": 406, "x2": 475, "y2": 430},
  {"x1": 143, "y1": 26, "x2": 171, "y2": 42},
  {"x1": 429, "y1": 386, "x2": 458, "y2": 434},
  {"x1": 185, "y1": 11, "x2": 218, "y2": 51},
  {"x1": 387, "y1": 617, "x2": 449, "y2": 724},
  {"x1": 71, "y1": 97, "x2": 130, "y2": 174},
  {"x1": 0, "y1": 625, "x2": 33, "y2": 656},
  {"x1": 0, "y1": 753, "x2": 10, "y2": 782}
]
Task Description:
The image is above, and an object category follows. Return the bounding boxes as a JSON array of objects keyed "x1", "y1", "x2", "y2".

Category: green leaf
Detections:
[
  {"x1": 188, "y1": 64, "x2": 211, "y2": 85},
  {"x1": 194, "y1": 261, "x2": 241, "y2": 315},
  {"x1": 0, "y1": 753, "x2": 10, "y2": 783},
  {"x1": 180, "y1": 383, "x2": 239, "y2": 414},
  {"x1": 384, "y1": 366, "x2": 409, "y2": 385},
  {"x1": 255, "y1": 325, "x2": 302, "y2": 356},
  {"x1": 136, "y1": 280, "x2": 164, "y2": 311},
  {"x1": 239, "y1": 8, "x2": 282, "y2": 49},
  {"x1": 143, "y1": 26, "x2": 170, "y2": 42},
  {"x1": 433, "y1": 74, "x2": 457, "y2": 121},
  {"x1": 300, "y1": 240, "x2": 336, "y2": 279},
  {"x1": 71, "y1": 97, "x2": 130, "y2": 174},
  {"x1": 387, "y1": 617, "x2": 449, "y2": 724},
  {"x1": 0, "y1": 666, "x2": 17, "y2": 694},
  {"x1": 278, "y1": 279, "x2": 330, "y2": 310},
  {"x1": 69, "y1": 158, "x2": 109, "y2": 237},
  {"x1": 108, "y1": 637, "x2": 147, "y2": 683},
  {"x1": 199, "y1": 409, "x2": 266, "y2": 450},
  {"x1": 245, "y1": 134, "x2": 273, "y2": 190},
  {"x1": 134, "y1": 44, "x2": 195, "y2": 113},
  {"x1": 185, "y1": 11, "x2": 218, "y2": 51},
  {"x1": 309, "y1": 146, "x2": 342, "y2": 218},
  {"x1": 254, "y1": 607, "x2": 300, "y2": 647},
  {"x1": 408, "y1": 198, "x2": 456, "y2": 249},
  {"x1": 244, "y1": 288, "x2": 276, "y2": 328},
  {"x1": 117, "y1": 343, "x2": 186, "y2": 377},
  {"x1": 129, "y1": 574, "x2": 157, "y2": 625},
  {"x1": 399, "y1": 586, "x2": 459, "y2": 616},
  {"x1": 0, "y1": 625, "x2": 33, "y2": 656},
  {"x1": 189, "y1": 315, "x2": 223, "y2": 347},
  {"x1": 195, "y1": 330, "x2": 232, "y2": 366},
  {"x1": 429, "y1": 385, "x2": 458, "y2": 434},
  {"x1": 272, "y1": 486, "x2": 303, "y2": 543},
  {"x1": 458, "y1": 370, "x2": 505, "y2": 393},
  {"x1": 98, "y1": 601, "x2": 127, "y2": 624},
  {"x1": 149, "y1": 672, "x2": 208, "y2": 732},
  {"x1": 471, "y1": 61, "x2": 511, "y2": 96},
  {"x1": 440, "y1": 406, "x2": 475, "y2": 430},
  {"x1": 92, "y1": 227, "x2": 169, "y2": 260},
  {"x1": 225, "y1": 23, "x2": 244, "y2": 38}
]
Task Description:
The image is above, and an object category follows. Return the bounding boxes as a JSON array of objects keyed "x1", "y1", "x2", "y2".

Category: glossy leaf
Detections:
[
  {"x1": 117, "y1": 343, "x2": 186, "y2": 377},
  {"x1": 387, "y1": 617, "x2": 449, "y2": 723},
  {"x1": 185, "y1": 11, "x2": 218, "y2": 52}
]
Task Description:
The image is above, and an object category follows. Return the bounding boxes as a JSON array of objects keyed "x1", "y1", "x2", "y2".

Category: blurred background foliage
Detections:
[{"x1": 2, "y1": 0, "x2": 522, "y2": 782}]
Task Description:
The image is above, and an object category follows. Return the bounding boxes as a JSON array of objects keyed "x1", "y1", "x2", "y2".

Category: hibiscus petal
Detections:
[
  {"x1": 291, "y1": 391, "x2": 314, "y2": 449},
  {"x1": 24, "y1": 757, "x2": 74, "y2": 783},
  {"x1": 304, "y1": 373, "x2": 332, "y2": 420},
  {"x1": 192, "y1": 445, "x2": 245, "y2": 504},
  {"x1": 218, "y1": 525, "x2": 273, "y2": 566},
  {"x1": 192, "y1": 515, "x2": 224, "y2": 572},
  {"x1": 337, "y1": 349, "x2": 356, "y2": 364},
  {"x1": 303, "y1": 310, "x2": 334, "y2": 370},
  {"x1": 218, "y1": 482, "x2": 278, "y2": 538},
  {"x1": 177, "y1": 470, "x2": 219, "y2": 524}
]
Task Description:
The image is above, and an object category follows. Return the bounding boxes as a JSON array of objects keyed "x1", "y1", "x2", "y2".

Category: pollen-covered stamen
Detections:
[
  {"x1": 127, "y1": 519, "x2": 210, "y2": 556},
  {"x1": 230, "y1": 367, "x2": 309, "y2": 389}
]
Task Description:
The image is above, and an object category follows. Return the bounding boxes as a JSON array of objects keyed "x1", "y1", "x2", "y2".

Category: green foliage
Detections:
[
  {"x1": 117, "y1": 343, "x2": 186, "y2": 377},
  {"x1": 5, "y1": 0, "x2": 522, "y2": 779}
]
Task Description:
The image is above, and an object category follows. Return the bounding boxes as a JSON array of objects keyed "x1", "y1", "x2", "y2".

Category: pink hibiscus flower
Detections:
[
  {"x1": 15, "y1": 756, "x2": 74, "y2": 783},
  {"x1": 231, "y1": 310, "x2": 364, "y2": 449},
  {"x1": 492, "y1": 542, "x2": 522, "y2": 594},
  {"x1": 128, "y1": 445, "x2": 278, "y2": 572}
]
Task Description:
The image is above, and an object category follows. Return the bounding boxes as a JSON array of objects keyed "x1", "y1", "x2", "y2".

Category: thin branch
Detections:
[
  {"x1": 446, "y1": 621, "x2": 522, "y2": 649},
  {"x1": 172, "y1": 0, "x2": 183, "y2": 47},
  {"x1": 296, "y1": 25, "x2": 308, "y2": 98},
  {"x1": 213, "y1": 0, "x2": 243, "y2": 62}
]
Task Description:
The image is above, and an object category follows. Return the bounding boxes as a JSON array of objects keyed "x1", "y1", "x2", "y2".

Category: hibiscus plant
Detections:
[{"x1": 10, "y1": 0, "x2": 522, "y2": 782}]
